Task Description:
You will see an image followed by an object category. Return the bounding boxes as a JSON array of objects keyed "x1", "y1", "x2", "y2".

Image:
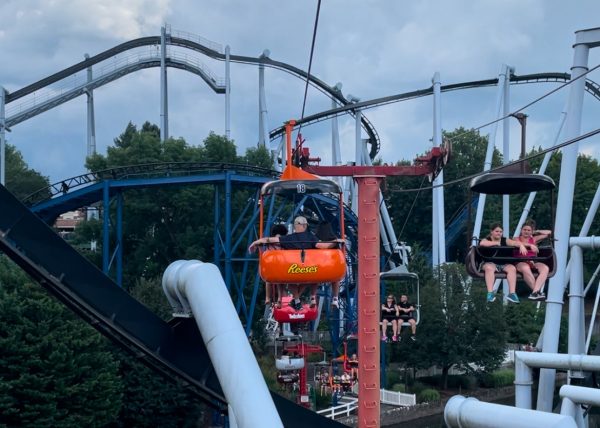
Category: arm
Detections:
[
  {"x1": 506, "y1": 237, "x2": 528, "y2": 255},
  {"x1": 479, "y1": 238, "x2": 498, "y2": 248},
  {"x1": 248, "y1": 236, "x2": 281, "y2": 253},
  {"x1": 533, "y1": 229, "x2": 552, "y2": 244},
  {"x1": 315, "y1": 238, "x2": 345, "y2": 249}
]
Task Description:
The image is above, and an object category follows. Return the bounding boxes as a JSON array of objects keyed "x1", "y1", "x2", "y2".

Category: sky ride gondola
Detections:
[
  {"x1": 275, "y1": 334, "x2": 306, "y2": 372},
  {"x1": 380, "y1": 264, "x2": 421, "y2": 326},
  {"x1": 255, "y1": 120, "x2": 347, "y2": 321},
  {"x1": 466, "y1": 157, "x2": 557, "y2": 283},
  {"x1": 272, "y1": 295, "x2": 318, "y2": 323}
]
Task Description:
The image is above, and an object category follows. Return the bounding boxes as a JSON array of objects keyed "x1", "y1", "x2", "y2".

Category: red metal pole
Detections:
[
  {"x1": 356, "y1": 175, "x2": 382, "y2": 428},
  {"x1": 298, "y1": 345, "x2": 309, "y2": 408}
]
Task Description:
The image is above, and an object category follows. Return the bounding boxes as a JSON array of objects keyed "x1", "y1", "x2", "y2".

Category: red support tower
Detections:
[
  {"x1": 356, "y1": 176, "x2": 383, "y2": 428},
  {"x1": 282, "y1": 119, "x2": 450, "y2": 427}
]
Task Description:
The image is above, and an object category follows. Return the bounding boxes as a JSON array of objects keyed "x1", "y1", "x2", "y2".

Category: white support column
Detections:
[
  {"x1": 352, "y1": 98, "x2": 362, "y2": 214},
  {"x1": 472, "y1": 64, "x2": 509, "y2": 244},
  {"x1": 258, "y1": 50, "x2": 270, "y2": 149},
  {"x1": 502, "y1": 67, "x2": 511, "y2": 235},
  {"x1": 85, "y1": 54, "x2": 96, "y2": 157},
  {"x1": 538, "y1": 28, "x2": 600, "y2": 412},
  {"x1": 225, "y1": 45, "x2": 231, "y2": 140},
  {"x1": 160, "y1": 26, "x2": 169, "y2": 142},
  {"x1": 432, "y1": 72, "x2": 446, "y2": 265},
  {"x1": 568, "y1": 245, "x2": 586, "y2": 386},
  {"x1": 0, "y1": 85, "x2": 5, "y2": 186},
  {"x1": 501, "y1": 68, "x2": 512, "y2": 298},
  {"x1": 331, "y1": 83, "x2": 343, "y2": 187}
]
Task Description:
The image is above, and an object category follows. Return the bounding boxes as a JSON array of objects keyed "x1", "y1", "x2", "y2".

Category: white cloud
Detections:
[{"x1": 1, "y1": 0, "x2": 600, "y2": 185}]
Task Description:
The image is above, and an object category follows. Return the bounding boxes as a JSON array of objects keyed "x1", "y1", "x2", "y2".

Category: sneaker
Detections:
[
  {"x1": 528, "y1": 291, "x2": 546, "y2": 301},
  {"x1": 289, "y1": 300, "x2": 302, "y2": 311},
  {"x1": 486, "y1": 292, "x2": 496, "y2": 303},
  {"x1": 392, "y1": 335, "x2": 398, "y2": 342},
  {"x1": 410, "y1": 335, "x2": 416, "y2": 342},
  {"x1": 381, "y1": 335, "x2": 387, "y2": 342},
  {"x1": 507, "y1": 293, "x2": 520, "y2": 304},
  {"x1": 331, "y1": 298, "x2": 339, "y2": 309},
  {"x1": 310, "y1": 296, "x2": 317, "y2": 308}
]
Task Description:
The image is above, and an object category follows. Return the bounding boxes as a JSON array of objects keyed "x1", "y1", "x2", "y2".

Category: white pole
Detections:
[
  {"x1": 472, "y1": 64, "x2": 509, "y2": 244},
  {"x1": 538, "y1": 29, "x2": 597, "y2": 411},
  {"x1": 225, "y1": 45, "x2": 231, "y2": 140},
  {"x1": 0, "y1": 85, "x2": 5, "y2": 186},
  {"x1": 432, "y1": 72, "x2": 445, "y2": 265}
]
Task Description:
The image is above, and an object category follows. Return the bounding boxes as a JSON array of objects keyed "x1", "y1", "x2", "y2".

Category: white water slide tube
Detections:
[
  {"x1": 162, "y1": 260, "x2": 283, "y2": 428},
  {"x1": 445, "y1": 395, "x2": 576, "y2": 428}
]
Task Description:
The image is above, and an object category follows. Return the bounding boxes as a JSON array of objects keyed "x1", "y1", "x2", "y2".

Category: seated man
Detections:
[
  {"x1": 397, "y1": 294, "x2": 417, "y2": 341},
  {"x1": 249, "y1": 215, "x2": 344, "y2": 309}
]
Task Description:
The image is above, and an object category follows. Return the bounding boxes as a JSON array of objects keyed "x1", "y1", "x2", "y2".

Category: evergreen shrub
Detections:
[{"x1": 417, "y1": 388, "x2": 440, "y2": 403}]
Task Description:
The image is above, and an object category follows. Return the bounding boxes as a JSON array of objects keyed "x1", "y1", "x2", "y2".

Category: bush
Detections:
[
  {"x1": 391, "y1": 383, "x2": 406, "y2": 393},
  {"x1": 480, "y1": 369, "x2": 515, "y2": 388},
  {"x1": 314, "y1": 391, "x2": 332, "y2": 410},
  {"x1": 417, "y1": 388, "x2": 440, "y2": 403},
  {"x1": 410, "y1": 381, "x2": 428, "y2": 394},
  {"x1": 456, "y1": 375, "x2": 477, "y2": 390},
  {"x1": 386, "y1": 370, "x2": 402, "y2": 387}
]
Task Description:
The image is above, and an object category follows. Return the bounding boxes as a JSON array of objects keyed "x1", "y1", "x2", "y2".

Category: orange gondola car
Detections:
[{"x1": 257, "y1": 119, "x2": 347, "y2": 286}]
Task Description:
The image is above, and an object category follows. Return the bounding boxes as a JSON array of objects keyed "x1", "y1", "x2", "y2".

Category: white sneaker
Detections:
[{"x1": 331, "y1": 298, "x2": 339, "y2": 309}]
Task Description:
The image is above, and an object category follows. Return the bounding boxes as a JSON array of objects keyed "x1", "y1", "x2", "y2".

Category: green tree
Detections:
[
  {"x1": 414, "y1": 263, "x2": 506, "y2": 388},
  {"x1": 0, "y1": 256, "x2": 123, "y2": 427},
  {"x1": 4, "y1": 143, "x2": 50, "y2": 202}
]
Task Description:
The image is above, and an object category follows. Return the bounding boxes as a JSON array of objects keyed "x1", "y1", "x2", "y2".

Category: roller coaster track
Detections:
[
  {"x1": 22, "y1": 161, "x2": 279, "y2": 206},
  {"x1": 5, "y1": 26, "x2": 599, "y2": 160},
  {"x1": 4, "y1": 28, "x2": 382, "y2": 158},
  {"x1": 0, "y1": 184, "x2": 346, "y2": 428},
  {"x1": 269, "y1": 72, "x2": 600, "y2": 139}
]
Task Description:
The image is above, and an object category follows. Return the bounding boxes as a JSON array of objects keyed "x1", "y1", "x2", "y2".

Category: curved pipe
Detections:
[
  {"x1": 163, "y1": 260, "x2": 283, "y2": 428},
  {"x1": 444, "y1": 395, "x2": 577, "y2": 428}
]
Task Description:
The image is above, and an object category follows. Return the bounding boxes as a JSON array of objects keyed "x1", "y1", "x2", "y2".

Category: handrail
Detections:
[{"x1": 316, "y1": 398, "x2": 358, "y2": 419}]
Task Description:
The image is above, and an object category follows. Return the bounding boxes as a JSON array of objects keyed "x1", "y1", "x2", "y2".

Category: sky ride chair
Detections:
[
  {"x1": 256, "y1": 120, "x2": 347, "y2": 324},
  {"x1": 465, "y1": 157, "x2": 557, "y2": 284},
  {"x1": 380, "y1": 264, "x2": 421, "y2": 328}
]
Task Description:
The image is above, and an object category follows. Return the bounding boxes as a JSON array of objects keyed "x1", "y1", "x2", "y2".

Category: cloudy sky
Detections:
[{"x1": 1, "y1": 0, "x2": 600, "y2": 185}]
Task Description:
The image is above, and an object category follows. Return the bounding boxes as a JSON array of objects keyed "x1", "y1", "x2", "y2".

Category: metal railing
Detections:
[
  {"x1": 316, "y1": 397, "x2": 358, "y2": 419},
  {"x1": 381, "y1": 388, "x2": 416, "y2": 406}
]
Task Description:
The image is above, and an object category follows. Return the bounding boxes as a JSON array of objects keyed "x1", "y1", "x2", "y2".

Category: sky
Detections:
[{"x1": 1, "y1": 0, "x2": 600, "y2": 186}]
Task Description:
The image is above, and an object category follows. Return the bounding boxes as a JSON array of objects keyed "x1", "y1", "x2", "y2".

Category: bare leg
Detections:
[
  {"x1": 331, "y1": 281, "x2": 340, "y2": 299},
  {"x1": 483, "y1": 263, "x2": 497, "y2": 292},
  {"x1": 265, "y1": 282, "x2": 272, "y2": 304},
  {"x1": 409, "y1": 318, "x2": 417, "y2": 335},
  {"x1": 515, "y1": 262, "x2": 535, "y2": 290},
  {"x1": 392, "y1": 319, "x2": 398, "y2": 337},
  {"x1": 309, "y1": 283, "x2": 318, "y2": 307},
  {"x1": 504, "y1": 264, "x2": 518, "y2": 293},
  {"x1": 381, "y1": 319, "x2": 388, "y2": 338},
  {"x1": 533, "y1": 263, "x2": 549, "y2": 292}
]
